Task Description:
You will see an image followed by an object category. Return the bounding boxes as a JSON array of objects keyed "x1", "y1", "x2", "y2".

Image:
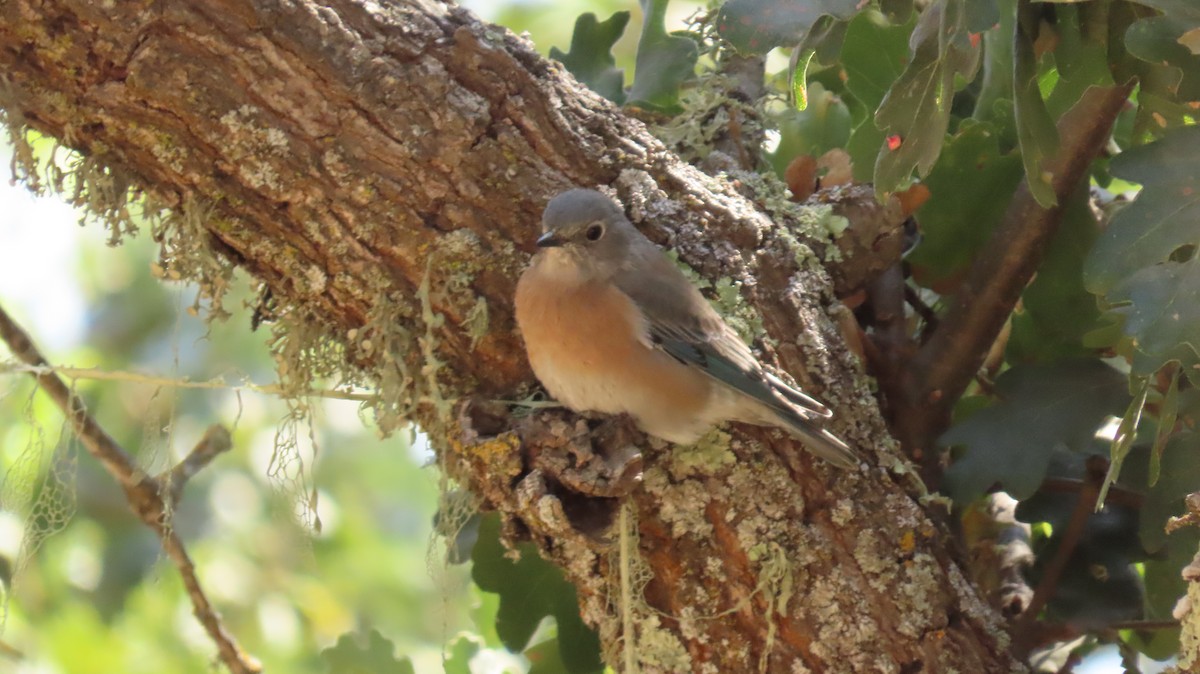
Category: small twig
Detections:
[
  {"x1": 1039, "y1": 476, "x2": 1145, "y2": 510},
  {"x1": 0, "y1": 361, "x2": 376, "y2": 402},
  {"x1": 869, "y1": 265, "x2": 909, "y2": 351},
  {"x1": 903, "y1": 283, "x2": 939, "y2": 342},
  {"x1": 1012, "y1": 456, "x2": 1108, "y2": 658},
  {"x1": 1166, "y1": 492, "x2": 1200, "y2": 534},
  {"x1": 0, "y1": 639, "x2": 24, "y2": 660},
  {"x1": 1035, "y1": 618, "x2": 1181, "y2": 650},
  {"x1": 972, "y1": 373, "x2": 997, "y2": 397},
  {"x1": 159, "y1": 425, "x2": 234, "y2": 508},
  {"x1": 865, "y1": 265, "x2": 923, "y2": 463},
  {"x1": 0, "y1": 303, "x2": 261, "y2": 674},
  {"x1": 1105, "y1": 620, "x2": 1179, "y2": 631}
]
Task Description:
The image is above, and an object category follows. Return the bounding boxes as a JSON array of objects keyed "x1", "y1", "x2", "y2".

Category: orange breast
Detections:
[{"x1": 514, "y1": 263, "x2": 711, "y2": 427}]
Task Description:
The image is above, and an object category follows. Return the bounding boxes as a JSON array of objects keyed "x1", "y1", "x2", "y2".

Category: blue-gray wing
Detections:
[
  {"x1": 614, "y1": 249, "x2": 856, "y2": 467},
  {"x1": 613, "y1": 252, "x2": 831, "y2": 423}
]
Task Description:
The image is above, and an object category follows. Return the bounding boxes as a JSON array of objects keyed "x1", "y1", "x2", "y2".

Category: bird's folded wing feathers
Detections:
[
  {"x1": 613, "y1": 258, "x2": 827, "y2": 421},
  {"x1": 614, "y1": 254, "x2": 857, "y2": 467}
]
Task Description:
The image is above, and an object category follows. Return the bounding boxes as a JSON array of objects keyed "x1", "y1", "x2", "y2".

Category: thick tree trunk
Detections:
[{"x1": 0, "y1": 1, "x2": 1023, "y2": 671}]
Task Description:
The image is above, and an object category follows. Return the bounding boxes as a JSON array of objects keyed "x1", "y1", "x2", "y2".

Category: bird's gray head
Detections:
[{"x1": 536, "y1": 189, "x2": 640, "y2": 280}]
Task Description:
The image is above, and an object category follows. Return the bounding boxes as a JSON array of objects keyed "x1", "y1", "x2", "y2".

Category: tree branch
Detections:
[
  {"x1": 1012, "y1": 456, "x2": 1107, "y2": 658},
  {"x1": 159, "y1": 424, "x2": 233, "y2": 508},
  {"x1": 0, "y1": 303, "x2": 260, "y2": 674},
  {"x1": 895, "y1": 82, "x2": 1135, "y2": 463}
]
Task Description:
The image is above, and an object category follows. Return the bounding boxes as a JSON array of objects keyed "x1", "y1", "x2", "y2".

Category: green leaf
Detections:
[
  {"x1": 1015, "y1": 448, "x2": 1150, "y2": 629},
  {"x1": 905, "y1": 119, "x2": 1024, "y2": 282},
  {"x1": 1116, "y1": 431, "x2": 1200, "y2": 552},
  {"x1": 1136, "y1": 525, "x2": 1192, "y2": 657},
  {"x1": 1006, "y1": 191, "x2": 1103, "y2": 361},
  {"x1": 549, "y1": 12, "x2": 631, "y2": 104},
  {"x1": 765, "y1": 81, "x2": 853, "y2": 176},
  {"x1": 841, "y1": 10, "x2": 915, "y2": 180},
  {"x1": 1085, "y1": 125, "x2": 1200, "y2": 293},
  {"x1": 1125, "y1": 622, "x2": 1184, "y2": 662},
  {"x1": 627, "y1": 0, "x2": 698, "y2": 112},
  {"x1": 843, "y1": 12, "x2": 917, "y2": 112},
  {"x1": 1109, "y1": 1, "x2": 1195, "y2": 137},
  {"x1": 1106, "y1": 258, "x2": 1200, "y2": 378},
  {"x1": 801, "y1": 14, "x2": 854, "y2": 64},
  {"x1": 791, "y1": 49, "x2": 816, "y2": 110},
  {"x1": 715, "y1": 0, "x2": 863, "y2": 54},
  {"x1": 1012, "y1": 4, "x2": 1060, "y2": 208},
  {"x1": 942, "y1": 360, "x2": 1131, "y2": 502},
  {"x1": 1098, "y1": 380, "x2": 1149, "y2": 509},
  {"x1": 1149, "y1": 366, "x2": 1180, "y2": 486},
  {"x1": 470, "y1": 584, "x2": 504, "y2": 648},
  {"x1": 527, "y1": 638, "x2": 571, "y2": 674},
  {"x1": 471, "y1": 514, "x2": 603, "y2": 673},
  {"x1": 874, "y1": 0, "x2": 982, "y2": 194},
  {"x1": 1082, "y1": 311, "x2": 1126, "y2": 351},
  {"x1": 880, "y1": 0, "x2": 916, "y2": 23},
  {"x1": 320, "y1": 630, "x2": 415, "y2": 674},
  {"x1": 1043, "y1": 4, "x2": 1117, "y2": 119},
  {"x1": 971, "y1": 1, "x2": 1014, "y2": 126},
  {"x1": 964, "y1": 0, "x2": 1000, "y2": 33},
  {"x1": 444, "y1": 633, "x2": 483, "y2": 674},
  {"x1": 1142, "y1": 525, "x2": 1200, "y2": 618},
  {"x1": 1124, "y1": 0, "x2": 1200, "y2": 102}
]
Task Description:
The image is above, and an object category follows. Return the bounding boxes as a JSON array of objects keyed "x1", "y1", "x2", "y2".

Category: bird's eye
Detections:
[{"x1": 585, "y1": 223, "x2": 605, "y2": 241}]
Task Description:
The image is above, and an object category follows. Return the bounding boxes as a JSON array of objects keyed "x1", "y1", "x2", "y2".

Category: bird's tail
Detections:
[
  {"x1": 761, "y1": 373, "x2": 858, "y2": 469},
  {"x1": 772, "y1": 412, "x2": 859, "y2": 469}
]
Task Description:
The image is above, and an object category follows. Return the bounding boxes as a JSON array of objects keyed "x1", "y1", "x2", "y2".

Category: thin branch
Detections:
[
  {"x1": 0, "y1": 361, "x2": 377, "y2": 402},
  {"x1": 0, "y1": 639, "x2": 23, "y2": 660},
  {"x1": 0, "y1": 303, "x2": 261, "y2": 674},
  {"x1": 895, "y1": 81, "x2": 1136, "y2": 459},
  {"x1": 159, "y1": 425, "x2": 234, "y2": 508},
  {"x1": 868, "y1": 265, "x2": 909, "y2": 352},
  {"x1": 1039, "y1": 476, "x2": 1145, "y2": 510},
  {"x1": 903, "y1": 283, "x2": 939, "y2": 342},
  {"x1": 1105, "y1": 620, "x2": 1179, "y2": 631},
  {"x1": 1166, "y1": 491, "x2": 1200, "y2": 534},
  {"x1": 1012, "y1": 456, "x2": 1108, "y2": 658}
]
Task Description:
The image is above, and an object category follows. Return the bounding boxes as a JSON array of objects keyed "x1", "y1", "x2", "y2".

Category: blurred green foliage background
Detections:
[{"x1": 0, "y1": 148, "x2": 492, "y2": 672}]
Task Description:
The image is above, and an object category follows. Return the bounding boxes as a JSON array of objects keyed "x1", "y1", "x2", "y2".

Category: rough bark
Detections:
[{"x1": 0, "y1": 1, "x2": 1023, "y2": 672}]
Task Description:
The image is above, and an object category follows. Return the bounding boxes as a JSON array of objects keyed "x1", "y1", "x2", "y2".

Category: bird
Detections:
[{"x1": 513, "y1": 188, "x2": 858, "y2": 469}]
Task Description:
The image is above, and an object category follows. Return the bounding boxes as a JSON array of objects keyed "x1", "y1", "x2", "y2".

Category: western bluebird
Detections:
[{"x1": 514, "y1": 188, "x2": 858, "y2": 469}]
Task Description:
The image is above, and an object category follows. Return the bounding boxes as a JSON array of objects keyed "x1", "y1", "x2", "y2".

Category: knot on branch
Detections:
[
  {"x1": 808, "y1": 183, "x2": 912, "y2": 300},
  {"x1": 453, "y1": 399, "x2": 644, "y2": 550}
]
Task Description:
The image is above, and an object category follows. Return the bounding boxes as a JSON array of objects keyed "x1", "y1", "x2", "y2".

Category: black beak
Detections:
[{"x1": 535, "y1": 231, "x2": 565, "y2": 248}]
